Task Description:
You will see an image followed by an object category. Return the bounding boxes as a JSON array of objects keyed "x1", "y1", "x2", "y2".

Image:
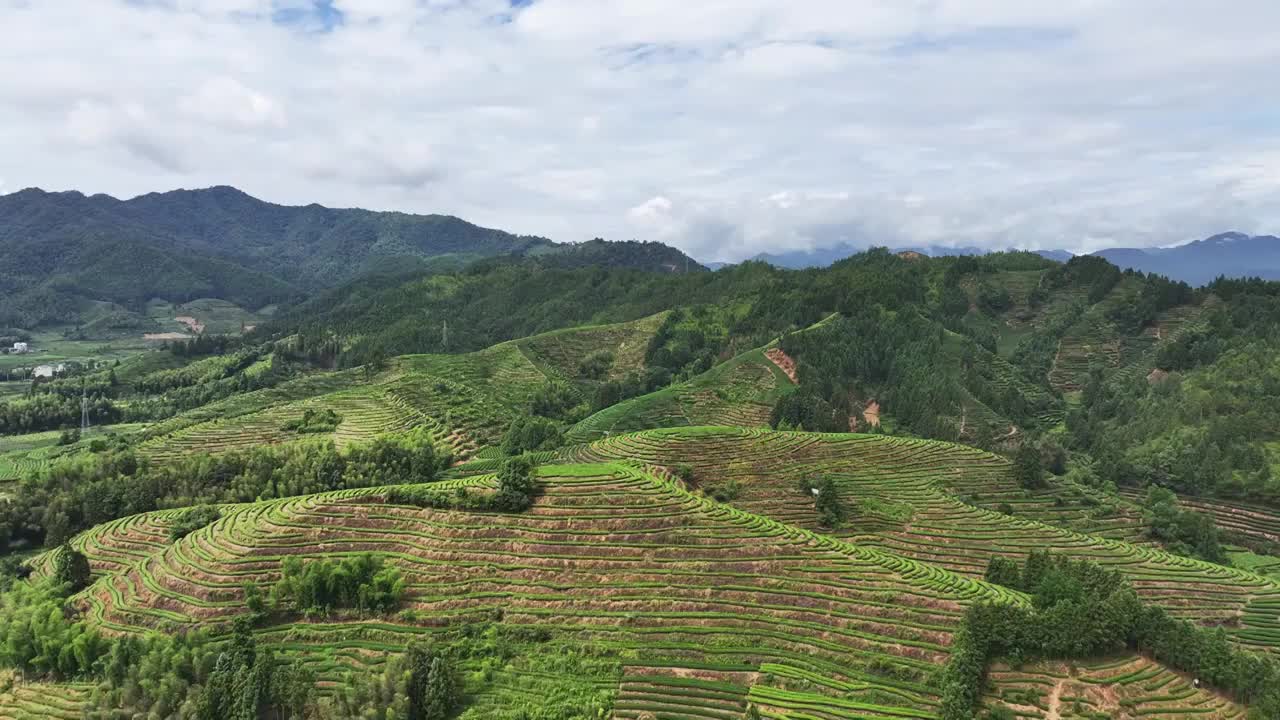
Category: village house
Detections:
[{"x1": 32, "y1": 363, "x2": 66, "y2": 378}]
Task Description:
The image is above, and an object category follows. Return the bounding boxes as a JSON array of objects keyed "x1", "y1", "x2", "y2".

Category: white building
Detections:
[
  {"x1": 32, "y1": 363, "x2": 65, "y2": 378},
  {"x1": 11, "y1": 342, "x2": 28, "y2": 353}
]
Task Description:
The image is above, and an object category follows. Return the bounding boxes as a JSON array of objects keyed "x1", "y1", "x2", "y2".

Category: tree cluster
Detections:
[
  {"x1": 324, "y1": 643, "x2": 460, "y2": 720},
  {"x1": 1143, "y1": 486, "x2": 1225, "y2": 563},
  {"x1": 0, "y1": 578, "x2": 314, "y2": 719},
  {"x1": 0, "y1": 429, "x2": 444, "y2": 550},
  {"x1": 796, "y1": 476, "x2": 845, "y2": 528},
  {"x1": 269, "y1": 554, "x2": 405, "y2": 617},
  {"x1": 281, "y1": 407, "x2": 342, "y2": 434},
  {"x1": 946, "y1": 550, "x2": 1280, "y2": 719},
  {"x1": 500, "y1": 415, "x2": 564, "y2": 455},
  {"x1": 386, "y1": 455, "x2": 540, "y2": 514},
  {"x1": 169, "y1": 505, "x2": 223, "y2": 542}
]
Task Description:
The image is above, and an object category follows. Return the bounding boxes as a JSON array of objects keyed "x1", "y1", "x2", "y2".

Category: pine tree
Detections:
[{"x1": 407, "y1": 644, "x2": 459, "y2": 720}]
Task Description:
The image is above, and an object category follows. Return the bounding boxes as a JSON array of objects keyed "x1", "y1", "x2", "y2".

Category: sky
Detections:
[{"x1": 2, "y1": 1, "x2": 1278, "y2": 261}]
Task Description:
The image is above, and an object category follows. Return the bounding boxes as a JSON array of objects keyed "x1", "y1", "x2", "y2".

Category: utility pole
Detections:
[
  {"x1": 81, "y1": 381, "x2": 90, "y2": 436},
  {"x1": 442, "y1": 319, "x2": 449, "y2": 352}
]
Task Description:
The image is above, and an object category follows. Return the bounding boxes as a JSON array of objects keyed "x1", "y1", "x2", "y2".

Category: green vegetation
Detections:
[
  {"x1": 270, "y1": 554, "x2": 405, "y2": 616},
  {"x1": 948, "y1": 551, "x2": 1280, "y2": 719},
  {"x1": 168, "y1": 504, "x2": 222, "y2": 542},
  {"x1": 1144, "y1": 485, "x2": 1226, "y2": 562},
  {"x1": 797, "y1": 476, "x2": 846, "y2": 528},
  {"x1": 281, "y1": 407, "x2": 342, "y2": 434},
  {"x1": 499, "y1": 415, "x2": 563, "y2": 455},
  {"x1": 328, "y1": 644, "x2": 460, "y2": 720},
  {"x1": 0, "y1": 427, "x2": 444, "y2": 548},
  {"x1": 51, "y1": 544, "x2": 90, "y2": 591},
  {"x1": 4, "y1": 241, "x2": 1280, "y2": 718},
  {"x1": 387, "y1": 455, "x2": 540, "y2": 512}
]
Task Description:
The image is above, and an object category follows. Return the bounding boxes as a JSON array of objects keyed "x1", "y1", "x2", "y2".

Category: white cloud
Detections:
[
  {"x1": 1, "y1": 0, "x2": 1278, "y2": 260},
  {"x1": 179, "y1": 77, "x2": 287, "y2": 130}
]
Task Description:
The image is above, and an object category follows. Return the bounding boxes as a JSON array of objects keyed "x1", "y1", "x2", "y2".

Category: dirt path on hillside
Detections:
[
  {"x1": 764, "y1": 348, "x2": 798, "y2": 384},
  {"x1": 1045, "y1": 680, "x2": 1065, "y2": 720}
]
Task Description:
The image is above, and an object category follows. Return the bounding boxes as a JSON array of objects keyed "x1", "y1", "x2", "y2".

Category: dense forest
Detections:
[{"x1": 0, "y1": 187, "x2": 699, "y2": 327}]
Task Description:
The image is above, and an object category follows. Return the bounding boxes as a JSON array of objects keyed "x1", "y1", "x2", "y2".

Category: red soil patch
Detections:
[
  {"x1": 863, "y1": 401, "x2": 881, "y2": 427},
  {"x1": 764, "y1": 348, "x2": 799, "y2": 384},
  {"x1": 175, "y1": 316, "x2": 206, "y2": 334},
  {"x1": 851, "y1": 400, "x2": 882, "y2": 430},
  {"x1": 897, "y1": 250, "x2": 925, "y2": 261}
]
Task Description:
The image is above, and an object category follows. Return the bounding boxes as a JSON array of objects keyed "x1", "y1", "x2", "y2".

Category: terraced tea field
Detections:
[
  {"x1": 987, "y1": 656, "x2": 1245, "y2": 719},
  {"x1": 56, "y1": 461, "x2": 1032, "y2": 719},
  {"x1": 1048, "y1": 284, "x2": 1204, "y2": 393},
  {"x1": 515, "y1": 312, "x2": 666, "y2": 386},
  {"x1": 566, "y1": 347, "x2": 796, "y2": 443},
  {"x1": 0, "y1": 424, "x2": 149, "y2": 488},
  {"x1": 1132, "y1": 491, "x2": 1280, "y2": 550},
  {"x1": 14, "y1": 426, "x2": 1279, "y2": 718},
  {"x1": 568, "y1": 428, "x2": 1280, "y2": 653},
  {"x1": 948, "y1": 464, "x2": 1148, "y2": 542},
  {"x1": 0, "y1": 676, "x2": 91, "y2": 720},
  {"x1": 136, "y1": 316, "x2": 674, "y2": 462},
  {"x1": 140, "y1": 386, "x2": 437, "y2": 460}
]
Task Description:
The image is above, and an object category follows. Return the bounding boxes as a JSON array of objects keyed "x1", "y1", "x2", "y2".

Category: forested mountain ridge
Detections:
[{"x1": 0, "y1": 186, "x2": 586, "y2": 327}]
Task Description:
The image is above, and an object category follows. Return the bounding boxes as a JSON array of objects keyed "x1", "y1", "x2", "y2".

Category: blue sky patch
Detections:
[{"x1": 272, "y1": 0, "x2": 344, "y2": 33}]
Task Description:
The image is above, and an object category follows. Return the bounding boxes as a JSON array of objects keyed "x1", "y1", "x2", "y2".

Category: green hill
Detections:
[
  {"x1": 0, "y1": 188, "x2": 703, "y2": 331},
  {"x1": 4, "y1": 247, "x2": 1280, "y2": 719}
]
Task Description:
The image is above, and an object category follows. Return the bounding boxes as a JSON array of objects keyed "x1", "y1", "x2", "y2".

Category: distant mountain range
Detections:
[
  {"x1": 706, "y1": 234, "x2": 1280, "y2": 285},
  {"x1": 0, "y1": 186, "x2": 701, "y2": 328},
  {"x1": 1092, "y1": 233, "x2": 1280, "y2": 286}
]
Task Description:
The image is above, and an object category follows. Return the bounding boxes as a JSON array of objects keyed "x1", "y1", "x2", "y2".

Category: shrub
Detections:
[
  {"x1": 797, "y1": 476, "x2": 845, "y2": 528},
  {"x1": 984, "y1": 556, "x2": 1021, "y2": 587},
  {"x1": 52, "y1": 544, "x2": 91, "y2": 591},
  {"x1": 1013, "y1": 445, "x2": 1046, "y2": 489},
  {"x1": 282, "y1": 408, "x2": 342, "y2": 434},
  {"x1": 577, "y1": 350, "x2": 615, "y2": 380},
  {"x1": 271, "y1": 554, "x2": 404, "y2": 615},
  {"x1": 530, "y1": 382, "x2": 583, "y2": 421},
  {"x1": 500, "y1": 416, "x2": 563, "y2": 455},
  {"x1": 707, "y1": 480, "x2": 741, "y2": 502},
  {"x1": 168, "y1": 505, "x2": 221, "y2": 542},
  {"x1": 494, "y1": 455, "x2": 539, "y2": 512},
  {"x1": 387, "y1": 456, "x2": 539, "y2": 514}
]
